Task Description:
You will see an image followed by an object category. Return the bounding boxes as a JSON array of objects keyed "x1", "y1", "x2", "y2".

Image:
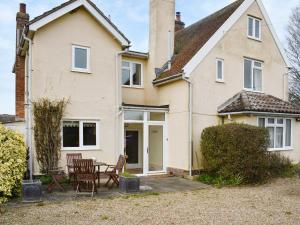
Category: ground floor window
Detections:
[
  {"x1": 258, "y1": 117, "x2": 292, "y2": 150},
  {"x1": 62, "y1": 120, "x2": 99, "y2": 150}
]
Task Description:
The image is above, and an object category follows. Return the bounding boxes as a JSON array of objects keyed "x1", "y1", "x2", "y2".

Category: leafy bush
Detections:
[
  {"x1": 201, "y1": 123, "x2": 292, "y2": 185},
  {"x1": 0, "y1": 125, "x2": 27, "y2": 203}
]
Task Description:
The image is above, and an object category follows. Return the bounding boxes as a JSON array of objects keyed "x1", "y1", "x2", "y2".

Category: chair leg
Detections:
[
  {"x1": 91, "y1": 183, "x2": 94, "y2": 197},
  {"x1": 105, "y1": 176, "x2": 112, "y2": 187}
]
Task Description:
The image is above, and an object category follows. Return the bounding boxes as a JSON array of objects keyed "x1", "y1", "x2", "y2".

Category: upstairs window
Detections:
[
  {"x1": 258, "y1": 118, "x2": 292, "y2": 150},
  {"x1": 122, "y1": 61, "x2": 142, "y2": 87},
  {"x1": 216, "y1": 58, "x2": 224, "y2": 82},
  {"x1": 244, "y1": 58, "x2": 262, "y2": 92},
  {"x1": 72, "y1": 45, "x2": 90, "y2": 73},
  {"x1": 248, "y1": 16, "x2": 261, "y2": 40}
]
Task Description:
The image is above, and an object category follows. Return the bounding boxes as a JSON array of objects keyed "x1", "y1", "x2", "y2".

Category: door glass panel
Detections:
[
  {"x1": 125, "y1": 131, "x2": 139, "y2": 164},
  {"x1": 148, "y1": 112, "x2": 165, "y2": 121},
  {"x1": 124, "y1": 111, "x2": 144, "y2": 121},
  {"x1": 148, "y1": 125, "x2": 163, "y2": 172}
]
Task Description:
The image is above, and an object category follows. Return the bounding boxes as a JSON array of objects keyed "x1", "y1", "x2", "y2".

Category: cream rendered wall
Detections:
[
  {"x1": 157, "y1": 80, "x2": 189, "y2": 171},
  {"x1": 190, "y1": 1, "x2": 292, "y2": 169},
  {"x1": 31, "y1": 7, "x2": 122, "y2": 174}
]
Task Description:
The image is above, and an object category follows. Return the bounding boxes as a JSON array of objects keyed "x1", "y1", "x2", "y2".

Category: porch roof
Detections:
[
  {"x1": 218, "y1": 91, "x2": 300, "y2": 116},
  {"x1": 122, "y1": 103, "x2": 169, "y2": 111}
]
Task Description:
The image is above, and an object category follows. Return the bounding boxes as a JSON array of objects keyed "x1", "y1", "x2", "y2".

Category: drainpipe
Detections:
[
  {"x1": 182, "y1": 75, "x2": 193, "y2": 177},
  {"x1": 115, "y1": 49, "x2": 128, "y2": 159},
  {"x1": 23, "y1": 34, "x2": 33, "y2": 181}
]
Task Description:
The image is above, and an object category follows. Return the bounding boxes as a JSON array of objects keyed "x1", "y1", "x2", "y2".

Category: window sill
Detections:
[
  {"x1": 243, "y1": 88, "x2": 263, "y2": 93},
  {"x1": 122, "y1": 85, "x2": 144, "y2": 89},
  {"x1": 216, "y1": 80, "x2": 225, "y2": 83},
  {"x1": 247, "y1": 36, "x2": 262, "y2": 42},
  {"x1": 71, "y1": 68, "x2": 91, "y2": 74},
  {"x1": 268, "y1": 148, "x2": 294, "y2": 152}
]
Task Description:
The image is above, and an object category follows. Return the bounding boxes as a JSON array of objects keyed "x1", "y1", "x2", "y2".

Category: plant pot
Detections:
[
  {"x1": 22, "y1": 180, "x2": 42, "y2": 203},
  {"x1": 119, "y1": 176, "x2": 140, "y2": 193}
]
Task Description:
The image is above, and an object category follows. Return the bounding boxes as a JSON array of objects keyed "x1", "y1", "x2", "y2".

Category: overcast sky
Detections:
[{"x1": 0, "y1": 0, "x2": 299, "y2": 114}]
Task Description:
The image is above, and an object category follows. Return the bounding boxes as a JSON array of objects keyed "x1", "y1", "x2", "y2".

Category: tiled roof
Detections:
[
  {"x1": 28, "y1": 0, "x2": 130, "y2": 44},
  {"x1": 218, "y1": 91, "x2": 300, "y2": 115},
  {"x1": 0, "y1": 114, "x2": 16, "y2": 124},
  {"x1": 154, "y1": 0, "x2": 244, "y2": 84}
]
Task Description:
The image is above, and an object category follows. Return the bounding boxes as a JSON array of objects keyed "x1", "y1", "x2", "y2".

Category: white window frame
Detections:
[
  {"x1": 247, "y1": 16, "x2": 262, "y2": 41},
  {"x1": 122, "y1": 60, "x2": 143, "y2": 88},
  {"x1": 72, "y1": 45, "x2": 91, "y2": 73},
  {"x1": 258, "y1": 117, "x2": 293, "y2": 151},
  {"x1": 243, "y1": 58, "x2": 263, "y2": 92},
  {"x1": 61, "y1": 119, "x2": 100, "y2": 151},
  {"x1": 216, "y1": 58, "x2": 224, "y2": 82}
]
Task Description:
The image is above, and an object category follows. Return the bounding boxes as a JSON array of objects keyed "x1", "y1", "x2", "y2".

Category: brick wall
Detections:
[{"x1": 15, "y1": 3, "x2": 29, "y2": 119}]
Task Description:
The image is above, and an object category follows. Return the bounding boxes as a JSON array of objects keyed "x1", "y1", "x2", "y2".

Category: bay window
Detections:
[
  {"x1": 258, "y1": 117, "x2": 292, "y2": 150},
  {"x1": 122, "y1": 61, "x2": 142, "y2": 87},
  {"x1": 244, "y1": 58, "x2": 262, "y2": 92},
  {"x1": 62, "y1": 120, "x2": 99, "y2": 150}
]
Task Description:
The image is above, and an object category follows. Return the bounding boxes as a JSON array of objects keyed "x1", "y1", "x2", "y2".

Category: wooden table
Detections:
[
  {"x1": 47, "y1": 169, "x2": 65, "y2": 193},
  {"x1": 93, "y1": 162, "x2": 107, "y2": 187}
]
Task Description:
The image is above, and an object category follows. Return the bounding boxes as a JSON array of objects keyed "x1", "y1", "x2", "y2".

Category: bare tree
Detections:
[{"x1": 287, "y1": 4, "x2": 300, "y2": 105}]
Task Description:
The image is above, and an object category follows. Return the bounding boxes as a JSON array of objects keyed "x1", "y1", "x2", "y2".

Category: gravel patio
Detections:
[{"x1": 1, "y1": 177, "x2": 300, "y2": 225}]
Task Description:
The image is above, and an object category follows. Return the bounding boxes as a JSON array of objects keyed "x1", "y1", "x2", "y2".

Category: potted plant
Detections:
[{"x1": 119, "y1": 172, "x2": 140, "y2": 193}]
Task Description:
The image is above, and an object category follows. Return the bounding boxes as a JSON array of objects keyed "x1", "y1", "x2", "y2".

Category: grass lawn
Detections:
[{"x1": 1, "y1": 178, "x2": 300, "y2": 225}]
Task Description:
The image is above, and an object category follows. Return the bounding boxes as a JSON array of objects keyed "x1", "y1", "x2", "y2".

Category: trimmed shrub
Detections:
[
  {"x1": 0, "y1": 125, "x2": 27, "y2": 203},
  {"x1": 201, "y1": 123, "x2": 292, "y2": 184}
]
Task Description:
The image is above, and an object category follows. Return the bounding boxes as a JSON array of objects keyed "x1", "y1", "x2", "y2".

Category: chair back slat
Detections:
[
  {"x1": 115, "y1": 155, "x2": 126, "y2": 172},
  {"x1": 73, "y1": 159, "x2": 95, "y2": 174},
  {"x1": 66, "y1": 153, "x2": 82, "y2": 166}
]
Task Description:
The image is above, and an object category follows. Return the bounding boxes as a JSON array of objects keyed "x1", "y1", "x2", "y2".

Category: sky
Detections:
[{"x1": 0, "y1": 0, "x2": 299, "y2": 114}]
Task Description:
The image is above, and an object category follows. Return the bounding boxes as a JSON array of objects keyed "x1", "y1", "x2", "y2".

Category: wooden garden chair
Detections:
[
  {"x1": 73, "y1": 159, "x2": 97, "y2": 197},
  {"x1": 101, "y1": 155, "x2": 126, "y2": 188},
  {"x1": 66, "y1": 153, "x2": 82, "y2": 189}
]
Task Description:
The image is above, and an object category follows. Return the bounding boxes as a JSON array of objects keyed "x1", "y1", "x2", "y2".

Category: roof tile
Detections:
[{"x1": 218, "y1": 91, "x2": 300, "y2": 115}]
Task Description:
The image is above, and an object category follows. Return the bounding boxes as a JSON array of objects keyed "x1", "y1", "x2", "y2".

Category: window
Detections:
[
  {"x1": 244, "y1": 58, "x2": 262, "y2": 92},
  {"x1": 258, "y1": 118, "x2": 292, "y2": 150},
  {"x1": 248, "y1": 16, "x2": 261, "y2": 40},
  {"x1": 72, "y1": 45, "x2": 90, "y2": 73},
  {"x1": 62, "y1": 120, "x2": 99, "y2": 150},
  {"x1": 122, "y1": 61, "x2": 142, "y2": 87},
  {"x1": 216, "y1": 59, "x2": 224, "y2": 82}
]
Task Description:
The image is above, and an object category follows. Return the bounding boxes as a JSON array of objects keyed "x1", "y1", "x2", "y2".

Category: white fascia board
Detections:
[
  {"x1": 82, "y1": 1, "x2": 129, "y2": 46},
  {"x1": 182, "y1": 0, "x2": 255, "y2": 78},
  {"x1": 29, "y1": 0, "x2": 129, "y2": 46},
  {"x1": 256, "y1": 0, "x2": 290, "y2": 67},
  {"x1": 29, "y1": 0, "x2": 82, "y2": 31}
]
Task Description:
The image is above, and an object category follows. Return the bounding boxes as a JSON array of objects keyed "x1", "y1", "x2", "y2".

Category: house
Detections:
[{"x1": 13, "y1": 0, "x2": 300, "y2": 176}]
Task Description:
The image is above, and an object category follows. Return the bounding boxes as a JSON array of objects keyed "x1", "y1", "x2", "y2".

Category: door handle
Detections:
[{"x1": 147, "y1": 147, "x2": 149, "y2": 154}]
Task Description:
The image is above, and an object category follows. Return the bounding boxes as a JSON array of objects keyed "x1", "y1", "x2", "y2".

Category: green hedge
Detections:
[
  {"x1": 200, "y1": 123, "x2": 292, "y2": 184},
  {"x1": 0, "y1": 125, "x2": 27, "y2": 203}
]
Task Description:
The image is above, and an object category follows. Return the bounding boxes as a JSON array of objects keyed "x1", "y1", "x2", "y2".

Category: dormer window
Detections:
[
  {"x1": 122, "y1": 61, "x2": 143, "y2": 87},
  {"x1": 248, "y1": 16, "x2": 261, "y2": 40}
]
